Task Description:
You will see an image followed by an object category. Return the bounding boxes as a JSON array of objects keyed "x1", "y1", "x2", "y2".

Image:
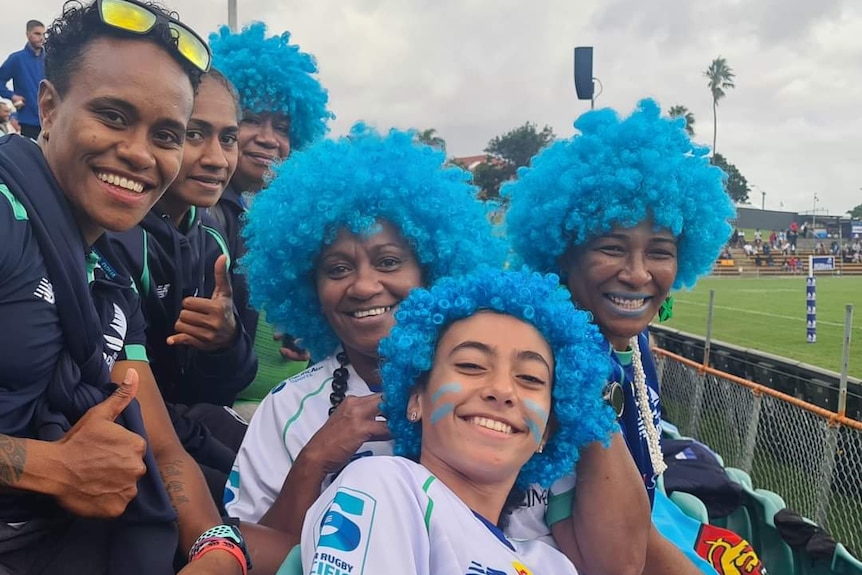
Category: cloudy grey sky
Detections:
[{"x1": 4, "y1": 0, "x2": 861, "y2": 217}]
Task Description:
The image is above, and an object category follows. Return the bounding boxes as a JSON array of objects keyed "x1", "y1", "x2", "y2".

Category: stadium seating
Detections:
[{"x1": 669, "y1": 490, "x2": 710, "y2": 524}]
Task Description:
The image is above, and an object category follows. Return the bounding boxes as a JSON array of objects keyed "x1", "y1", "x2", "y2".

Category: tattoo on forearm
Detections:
[
  {"x1": 159, "y1": 459, "x2": 191, "y2": 512},
  {"x1": 0, "y1": 435, "x2": 26, "y2": 487}
]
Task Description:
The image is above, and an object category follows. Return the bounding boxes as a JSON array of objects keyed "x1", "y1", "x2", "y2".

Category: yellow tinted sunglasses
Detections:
[{"x1": 98, "y1": 0, "x2": 211, "y2": 72}]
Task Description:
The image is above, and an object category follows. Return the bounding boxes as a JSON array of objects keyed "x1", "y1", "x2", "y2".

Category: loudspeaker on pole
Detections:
[{"x1": 573, "y1": 47, "x2": 594, "y2": 100}]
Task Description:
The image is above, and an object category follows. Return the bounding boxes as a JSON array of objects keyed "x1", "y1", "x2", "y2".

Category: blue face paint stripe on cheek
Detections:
[
  {"x1": 523, "y1": 399, "x2": 549, "y2": 445},
  {"x1": 524, "y1": 419, "x2": 542, "y2": 445},
  {"x1": 429, "y1": 403, "x2": 455, "y2": 425},
  {"x1": 430, "y1": 382, "x2": 462, "y2": 405}
]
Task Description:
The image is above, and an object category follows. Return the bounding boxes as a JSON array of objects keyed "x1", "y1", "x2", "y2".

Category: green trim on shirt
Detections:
[
  {"x1": 282, "y1": 377, "x2": 334, "y2": 464},
  {"x1": 140, "y1": 229, "x2": 151, "y2": 296},
  {"x1": 0, "y1": 184, "x2": 28, "y2": 220},
  {"x1": 202, "y1": 224, "x2": 231, "y2": 271},
  {"x1": 545, "y1": 488, "x2": 575, "y2": 526},
  {"x1": 614, "y1": 348, "x2": 633, "y2": 366},
  {"x1": 124, "y1": 344, "x2": 148, "y2": 362},
  {"x1": 86, "y1": 250, "x2": 100, "y2": 284},
  {"x1": 421, "y1": 475, "x2": 436, "y2": 533}
]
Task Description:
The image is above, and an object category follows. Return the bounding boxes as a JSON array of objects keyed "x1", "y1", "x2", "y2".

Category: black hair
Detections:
[
  {"x1": 204, "y1": 68, "x2": 241, "y2": 122},
  {"x1": 44, "y1": 0, "x2": 202, "y2": 96},
  {"x1": 27, "y1": 20, "x2": 45, "y2": 32}
]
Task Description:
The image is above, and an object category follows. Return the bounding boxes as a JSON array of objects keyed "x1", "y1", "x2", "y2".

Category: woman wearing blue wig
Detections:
[
  {"x1": 300, "y1": 268, "x2": 618, "y2": 574},
  {"x1": 505, "y1": 99, "x2": 739, "y2": 574},
  {"x1": 225, "y1": 123, "x2": 507, "y2": 534}
]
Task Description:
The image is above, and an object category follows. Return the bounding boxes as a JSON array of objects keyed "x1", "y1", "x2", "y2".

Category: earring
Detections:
[
  {"x1": 409, "y1": 411, "x2": 418, "y2": 422},
  {"x1": 536, "y1": 444, "x2": 544, "y2": 454}
]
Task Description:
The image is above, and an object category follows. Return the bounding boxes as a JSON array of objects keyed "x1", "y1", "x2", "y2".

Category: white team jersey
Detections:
[
  {"x1": 505, "y1": 474, "x2": 575, "y2": 547},
  {"x1": 224, "y1": 352, "x2": 393, "y2": 522},
  {"x1": 302, "y1": 457, "x2": 579, "y2": 575}
]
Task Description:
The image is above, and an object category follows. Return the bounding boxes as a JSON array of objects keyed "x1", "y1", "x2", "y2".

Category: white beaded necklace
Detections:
[{"x1": 630, "y1": 335, "x2": 667, "y2": 476}]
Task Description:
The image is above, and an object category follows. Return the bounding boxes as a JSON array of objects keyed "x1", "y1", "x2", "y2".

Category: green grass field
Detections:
[{"x1": 662, "y1": 276, "x2": 862, "y2": 379}]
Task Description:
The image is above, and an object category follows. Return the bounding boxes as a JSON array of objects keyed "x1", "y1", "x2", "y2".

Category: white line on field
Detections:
[{"x1": 674, "y1": 299, "x2": 862, "y2": 331}]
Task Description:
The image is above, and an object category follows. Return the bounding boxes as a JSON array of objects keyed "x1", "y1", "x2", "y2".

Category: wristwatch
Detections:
[
  {"x1": 603, "y1": 381, "x2": 625, "y2": 418},
  {"x1": 189, "y1": 522, "x2": 253, "y2": 572}
]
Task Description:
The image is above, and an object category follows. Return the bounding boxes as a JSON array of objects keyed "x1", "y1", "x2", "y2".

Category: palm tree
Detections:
[
  {"x1": 668, "y1": 105, "x2": 696, "y2": 137},
  {"x1": 704, "y1": 57, "x2": 735, "y2": 159},
  {"x1": 416, "y1": 128, "x2": 446, "y2": 153}
]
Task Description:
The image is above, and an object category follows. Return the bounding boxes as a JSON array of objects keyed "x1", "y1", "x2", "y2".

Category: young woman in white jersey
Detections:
[
  {"x1": 227, "y1": 124, "x2": 652, "y2": 574},
  {"x1": 301, "y1": 267, "x2": 617, "y2": 574},
  {"x1": 505, "y1": 99, "x2": 738, "y2": 574}
]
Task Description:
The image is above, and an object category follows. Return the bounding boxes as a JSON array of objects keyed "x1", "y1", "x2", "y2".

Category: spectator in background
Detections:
[
  {"x1": 0, "y1": 97, "x2": 20, "y2": 135},
  {"x1": 769, "y1": 229, "x2": 777, "y2": 247},
  {"x1": 754, "y1": 228, "x2": 762, "y2": 242},
  {"x1": 0, "y1": 19, "x2": 46, "y2": 140}
]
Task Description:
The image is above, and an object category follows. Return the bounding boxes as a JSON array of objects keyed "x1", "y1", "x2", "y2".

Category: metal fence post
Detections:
[
  {"x1": 838, "y1": 305, "x2": 853, "y2": 418},
  {"x1": 691, "y1": 291, "x2": 716, "y2": 437},
  {"x1": 815, "y1": 424, "x2": 839, "y2": 528},
  {"x1": 740, "y1": 393, "x2": 763, "y2": 473}
]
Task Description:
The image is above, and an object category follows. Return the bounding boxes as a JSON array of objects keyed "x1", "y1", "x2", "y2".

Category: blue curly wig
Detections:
[
  {"x1": 503, "y1": 98, "x2": 735, "y2": 290},
  {"x1": 241, "y1": 124, "x2": 508, "y2": 361},
  {"x1": 210, "y1": 22, "x2": 333, "y2": 150},
  {"x1": 379, "y1": 267, "x2": 617, "y2": 489}
]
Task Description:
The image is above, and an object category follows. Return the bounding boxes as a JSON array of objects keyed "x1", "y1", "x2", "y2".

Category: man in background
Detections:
[{"x1": 0, "y1": 19, "x2": 46, "y2": 140}]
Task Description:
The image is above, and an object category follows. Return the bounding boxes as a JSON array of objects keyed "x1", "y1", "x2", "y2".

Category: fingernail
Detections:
[{"x1": 123, "y1": 370, "x2": 134, "y2": 385}]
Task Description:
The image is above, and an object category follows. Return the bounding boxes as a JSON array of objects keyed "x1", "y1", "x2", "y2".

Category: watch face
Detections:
[{"x1": 604, "y1": 381, "x2": 625, "y2": 418}]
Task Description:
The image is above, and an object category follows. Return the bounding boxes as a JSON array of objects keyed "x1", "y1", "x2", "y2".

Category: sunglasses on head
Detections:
[{"x1": 97, "y1": 0, "x2": 211, "y2": 72}]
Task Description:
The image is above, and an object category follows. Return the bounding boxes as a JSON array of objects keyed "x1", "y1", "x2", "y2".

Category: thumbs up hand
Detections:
[
  {"x1": 54, "y1": 368, "x2": 148, "y2": 518},
  {"x1": 167, "y1": 255, "x2": 238, "y2": 352}
]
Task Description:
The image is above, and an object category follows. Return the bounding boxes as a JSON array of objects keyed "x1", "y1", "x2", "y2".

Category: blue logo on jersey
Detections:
[
  {"x1": 223, "y1": 469, "x2": 240, "y2": 506},
  {"x1": 467, "y1": 561, "x2": 507, "y2": 575},
  {"x1": 319, "y1": 491, "x2": 365, "y2": 552}
]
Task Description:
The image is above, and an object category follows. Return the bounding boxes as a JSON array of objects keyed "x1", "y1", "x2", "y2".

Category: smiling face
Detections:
[
  {"x1": 409, "y1": 312, "x2": 553, "y2": 487},
  {"x1": 39, "y1": 37, "x2": 194, "y2": 245},
  {"x1": 231, "y1": 111, "x2": 291, "y2": 192},
  {"x1": 315, "y1": 221, "x2": 423, "y2": 377},
  {"x1": 563, "y1": 220, "x2": 678, "y2": 350},
  {"x1": 157, "y1": 74, "x2": 239, "y2": 222}
]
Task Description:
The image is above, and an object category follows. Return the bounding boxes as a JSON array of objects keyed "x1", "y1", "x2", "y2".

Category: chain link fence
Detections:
[{"x1": 654, "y1": 347, "x2": 862, "y2": 555}]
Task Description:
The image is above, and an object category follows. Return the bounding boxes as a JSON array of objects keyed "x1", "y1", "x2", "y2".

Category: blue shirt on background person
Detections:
[{"x1": 0, "y1": 20, "x2": 47, "y2": 138}]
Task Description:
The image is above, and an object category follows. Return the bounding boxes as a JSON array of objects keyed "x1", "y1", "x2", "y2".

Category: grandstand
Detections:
[{"x1": 713, "y1": 239, "x2": 862, "y2": 277}]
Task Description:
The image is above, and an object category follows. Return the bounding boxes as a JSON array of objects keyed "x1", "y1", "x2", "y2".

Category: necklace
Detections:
[
  {"x1": 328, "y1": 351, "x2": 350, "y2": 415},
  {"x1": 630, "y1": 336, "x2": 667, "y2": 476}
]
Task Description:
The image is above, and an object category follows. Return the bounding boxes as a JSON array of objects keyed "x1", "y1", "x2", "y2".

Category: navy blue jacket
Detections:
[
  {"x1": 105, "y1": 206, "x2": 257, "y2": 406},
  {"x1": 0, "y1": 44, "x2": 45, "y2": 127},
  {"x1": 0, "y1": 134, "x2": 176, "y2": 572}
]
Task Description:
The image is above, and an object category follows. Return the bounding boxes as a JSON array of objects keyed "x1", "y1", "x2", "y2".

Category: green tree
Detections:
[
  {"x1": 473, "y1": 122, "x2": 555, "y2": 201},
  {"x1": 847, "y1": 203, "x2": 862, "y2": 220},
  {"x1": 668, "y1": 105, "x2": 696, "y2": 136},
  {"x1": 712, "y1": 153, "x2": 749, "y2": 204},
  {"x1": 415, "y1": 128, "x2": 446, "y2": 153},
  {"x1": 704, "y1": 57, "x2": 735, "y2": 158}
]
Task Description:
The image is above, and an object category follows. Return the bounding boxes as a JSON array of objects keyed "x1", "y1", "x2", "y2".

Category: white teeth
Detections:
[
  {"x1": 352, "y1": 306, "x2": 391, "y2": 318},
  {"x1": 468, "y1": 416, "x2": 513, "y2": 435},
  {"x1": 608, "y1": 295, "x2": 646, "y2": 310},
  {"x1": 97, "y1": 172, "x2": 145, "y2": 193}
]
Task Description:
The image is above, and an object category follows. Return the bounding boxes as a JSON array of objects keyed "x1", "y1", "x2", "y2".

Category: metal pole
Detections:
[
  {"x1": 812, "y1": 194, "x2": 818, "y2": 230},
  {"x1": 703, "y1": 289, "x2": 715, "y2": 368},
  {"x1": 761, "y1": 191, "x2": 766, "y2": 210},
  {"x1": 838, "y1": 304, "x2": 853, "y2": 418},
  {"x1": 228, "y1": 0, "x2": 238, "y2": 32}
]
